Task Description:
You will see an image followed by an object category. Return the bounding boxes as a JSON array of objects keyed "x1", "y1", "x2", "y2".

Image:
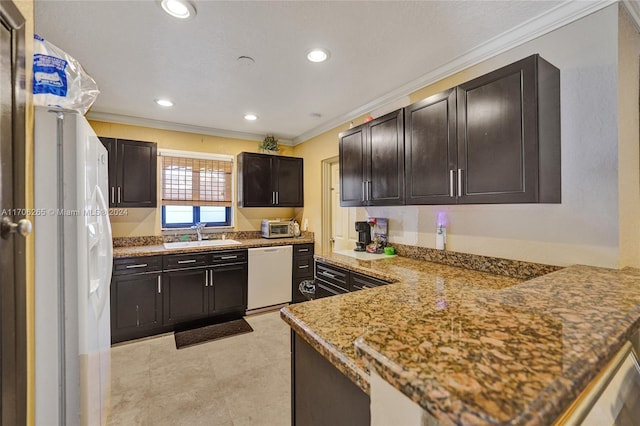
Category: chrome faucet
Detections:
[{"x1": 191, "y1": 222, "x2": 206, "y2": 241}]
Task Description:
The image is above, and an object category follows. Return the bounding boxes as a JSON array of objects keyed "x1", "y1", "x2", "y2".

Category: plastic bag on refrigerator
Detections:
[{"x1": 32, "y1": 34, "x2": 99, "y2": 115}]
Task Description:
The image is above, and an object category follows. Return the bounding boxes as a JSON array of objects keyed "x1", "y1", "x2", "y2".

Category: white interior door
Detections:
[{"x1": 330, "y1": 162, "x2": 358, "y2": 252}]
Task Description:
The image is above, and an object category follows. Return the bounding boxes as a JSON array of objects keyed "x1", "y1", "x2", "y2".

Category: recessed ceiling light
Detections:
[
  {"x1": 306, "y1": 48, "x2": 330, "y2": 63},
  {"x1": 155, "y1": 99, "x2": 174, "y2": 107},
  {"x1": 160, "y1": 0, "x2": 196, "y2": 19},
  {"x1": 244, "y1": 114, "x2": 258, "y2": 121}
]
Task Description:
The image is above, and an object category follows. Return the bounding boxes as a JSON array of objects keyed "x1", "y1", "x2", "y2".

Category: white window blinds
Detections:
[{"x1": 161, "y1": 154, "x2": 233, "y2": 207}]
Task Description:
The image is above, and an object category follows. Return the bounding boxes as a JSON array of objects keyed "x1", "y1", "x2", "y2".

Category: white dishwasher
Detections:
[{"x1": 247, "y1": 245, "x2": 293, "y2": 310}]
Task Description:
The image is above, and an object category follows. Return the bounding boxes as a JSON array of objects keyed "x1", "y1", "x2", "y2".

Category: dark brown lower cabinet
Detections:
[
  {"x1": 112, "y1": 250, "x2": 248, "y2": 344},
  {"x1": 111, "y1": 256, "x2": 165, "y2": 344},
  {"x1": 292, "y1": 244, "x2": 315, "y2": 303},
  {"x1": 210, "y1": 263, "x2": 247, "y2": 314},
  {"x1": 314, "y1": 261, "x2": 390, "y2": 299},
  {"x1": 111, "y1": 272, "x2": 164, "y2": 344},
  {"x1": 162, "y1": 268, "x2": 209, "y2": 325},
  {"x1": 292, "y1": 332, "x2": 370, "y2": 426}
]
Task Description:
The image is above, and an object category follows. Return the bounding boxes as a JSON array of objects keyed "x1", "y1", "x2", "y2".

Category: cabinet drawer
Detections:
[
  {"x1": 163, "y1": 253, "x2": 209, "y2": 270},
  {"x1": 315, "y1": 281, "x2": 348, "y2": 299},
  {"x1": 113, "y1": 256, "x2": 163, "y2": 275},
  {"x1": 315, "y1": 262, "x2": 348, "y2": 291},
  {"x1": 293, "y1": 244, "x2": 314, "y2": 257},
  {"x1": 293, "y1": 257, "x2": 313, "y2": 277},
  {"x1": 350, "y1": 272, "x2": 390, "y2": 291},
  {"x1": 210, "y1": 249, "x2": 247, "y2": 264}
]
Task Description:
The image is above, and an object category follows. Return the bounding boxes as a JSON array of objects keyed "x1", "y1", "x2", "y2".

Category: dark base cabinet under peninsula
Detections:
[
  {"x1": 291, "y1": 332, "x2": 369, "y2": 426},
  {"x1": 314, "y1": 260, "x2": 391, "y2": 299}
]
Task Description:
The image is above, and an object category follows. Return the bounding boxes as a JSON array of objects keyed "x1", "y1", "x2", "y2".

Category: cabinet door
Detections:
[
  {"x1": 209, "y1": 263, "x2": 247, "y2": 314},
  {"x1": 238, "y1": 153, "x2": 273, "y2": 207},
  {"x1": 405, "y1": 89, "x2": 457, "y2": 205},
  {"x1": 274, "y1": 156, "x2": 303, "y2": 207},
  {"x1": 456, "y1": 56, "x2": 539, "y2": 204},
  {"x1": 110, "y1": 272, "x2": 163, "y2": 343},
  {"x1": 339, "y1": 126, "x2": 366, "y2": 207},
  {"x1": 99, "y1": 137, "x2": 117, "y2": 207},
  {"x1": 116, "y1": 139, "x2": 157, "y2": 208},
  {"x1": 367, "y1": 109, "x2": 405, "y2": 205},
  {"x1": 162, "y1": 268, "x2": 208, "y2": 325}
]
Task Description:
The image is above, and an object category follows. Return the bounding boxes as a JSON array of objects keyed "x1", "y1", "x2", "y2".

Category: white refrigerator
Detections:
[{"x1": 34, "y1": 107, "x2": 113, "y2": 426}]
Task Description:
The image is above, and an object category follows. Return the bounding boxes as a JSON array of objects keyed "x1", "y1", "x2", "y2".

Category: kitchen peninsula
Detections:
[{"x1": 281, "y1": 252, "x2": 640, "y2": 425}]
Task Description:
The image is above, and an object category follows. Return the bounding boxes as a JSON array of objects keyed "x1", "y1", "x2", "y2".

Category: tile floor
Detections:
[{"x1": 108, "y1": 311, "x2": 291, "y2": 426}]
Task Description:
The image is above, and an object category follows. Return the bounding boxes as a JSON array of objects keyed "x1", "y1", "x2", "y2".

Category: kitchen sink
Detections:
[{"x1": 163, "y1": 239, "x2": 242, "y2": 249}]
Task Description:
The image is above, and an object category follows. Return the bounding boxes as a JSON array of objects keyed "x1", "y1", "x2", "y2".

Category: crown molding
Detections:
[
  {"x1": 86, "y1": 111, "x2": 295, "y2": 146},
  {"x1": 292, "y1": 0, "x2": 615, "y2": 145},
  {"x1": 622, "y1": 0, "x2": 640, "y2": 30}
]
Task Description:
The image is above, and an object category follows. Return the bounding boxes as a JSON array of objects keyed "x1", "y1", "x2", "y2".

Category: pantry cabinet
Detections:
[
  {"x1": 339, "y1": 109, "x2": 404, "y2": 207},
  {"x1": 237, "y1": 152, "x2": 304, "y2": 207},
  {"x1": 99, "y1": 137, "x2": 157, "y2": 208}
]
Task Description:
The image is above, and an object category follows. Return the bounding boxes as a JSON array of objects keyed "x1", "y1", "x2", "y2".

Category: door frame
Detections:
[
  {"x1": 321, "y1": 156, "x2": 339, "y2": 254},
  {"x1": 0, "y1": 2, "x2": 27, "y2": 425}
]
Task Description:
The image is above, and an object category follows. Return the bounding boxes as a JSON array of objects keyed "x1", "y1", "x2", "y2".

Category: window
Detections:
[{"x1": 161, "y1": 152, "x2": 233, "y2": 228}]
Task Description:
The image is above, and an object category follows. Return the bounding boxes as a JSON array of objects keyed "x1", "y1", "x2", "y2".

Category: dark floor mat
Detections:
[{"x1": 174, "y1": 318, "x2": 253, "y2": 349}]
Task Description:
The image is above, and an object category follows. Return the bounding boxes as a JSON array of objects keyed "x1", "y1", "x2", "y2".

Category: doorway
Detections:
[
  {"x1": 321, "y1": 157, "x2": 357, "y2": 253},
  {"x1": 0, "y1": 2, "x2": 28, "y2": 425}
]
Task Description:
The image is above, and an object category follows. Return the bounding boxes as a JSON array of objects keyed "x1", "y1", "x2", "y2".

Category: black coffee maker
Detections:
[{"x1": 354, "y1": 221, "x2": 371, "y2": 252}]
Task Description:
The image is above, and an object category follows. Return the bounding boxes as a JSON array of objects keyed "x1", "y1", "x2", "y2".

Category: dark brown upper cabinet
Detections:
[
  {"x1": 404, "y1": 54, "x2": 560, "y2": 205},
  {"x1": 405, "y1": 89, "x2": 457, "y2": 205},
  {"x1": 456, "y1": 54, "x2": 560, "y2": 203},
  {"x1": 237, "y1": 152, "x2": 304, "y2": 207},
  {"x1": 339, "y1": 109, "x2": 404, "y2": 207},
  {"x1": 99, "y1": 137, "x2": 157, "y2": 208}
]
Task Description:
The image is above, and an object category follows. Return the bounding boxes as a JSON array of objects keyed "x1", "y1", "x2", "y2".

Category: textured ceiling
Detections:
[{"x1": 35, "y1": 0, "x2": 574, "y2": 143}]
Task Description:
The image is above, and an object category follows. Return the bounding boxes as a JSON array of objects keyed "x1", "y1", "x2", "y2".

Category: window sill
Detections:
[{"x1": 161, "y1": 225, "x2": 235, "y2": 233}]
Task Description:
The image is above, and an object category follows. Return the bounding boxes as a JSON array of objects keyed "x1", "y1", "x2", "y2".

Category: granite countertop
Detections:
[
  {"x1": 113, "y1": 235, "x2": 314, "y2": 258},
  {"x1": 281, "y1": 252, "x2": 522, "y2": 393},
  {"x1": 280, "y1": 252, "x2": 640, "y2": 425}
]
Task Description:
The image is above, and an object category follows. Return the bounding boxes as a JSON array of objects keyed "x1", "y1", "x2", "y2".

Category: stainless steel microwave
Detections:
[{"x1": 261, "y1": 219, "x2": 294, "y2": 239}]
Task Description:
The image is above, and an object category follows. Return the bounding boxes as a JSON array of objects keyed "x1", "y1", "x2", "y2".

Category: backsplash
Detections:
[
  {"x1": 113, "y1": 231, "x2": 314, "y2": 247},
  {"x1": 390, "y1": 242, "x2": 562, "y2": 280},
  {"x1": 113, "y1": 235, "x2": 164, "y2": 248}
]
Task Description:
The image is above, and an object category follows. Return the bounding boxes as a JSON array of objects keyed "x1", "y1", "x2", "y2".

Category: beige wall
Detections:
[
  {"x1": 14, "y1": 0, "x2": 35, "y2": 423},
  {"x1": 618, "y1": 7, "x2": 640, "y2": 268},
  {"x1": 295, "y1": 5, "x2": 629, "y2": 268},
  {"x1": 89, "y1": 121, "x2": 296, "y2": 237},
  {"x1": 618, "y1": 6, "x2": 640, "y2": 268}
]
